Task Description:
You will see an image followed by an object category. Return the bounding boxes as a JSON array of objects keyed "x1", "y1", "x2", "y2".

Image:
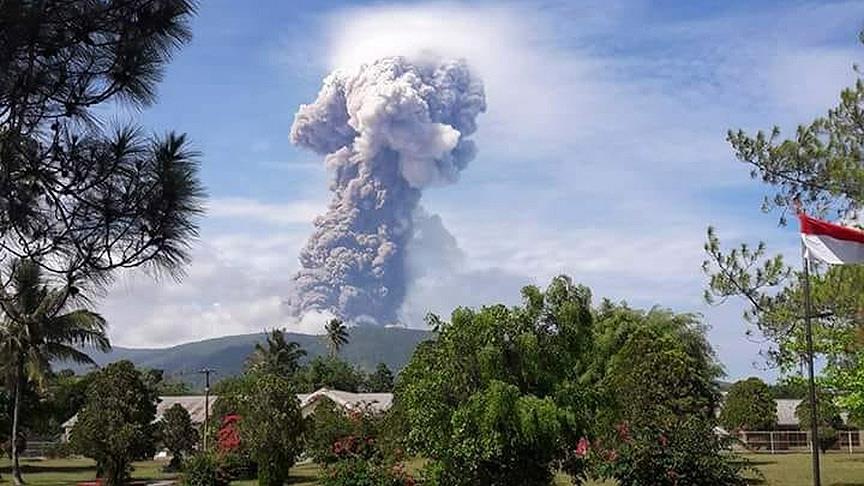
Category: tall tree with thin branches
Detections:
[
  {"x1": 324, "y1": 319, "x2": 349, "y2": 357},
  {"x1": 0, "y1": 259, "x2": 110, "y2": 484},
  {"x1": 0, "y1": 0, "x2": 205, "y2": 289}
]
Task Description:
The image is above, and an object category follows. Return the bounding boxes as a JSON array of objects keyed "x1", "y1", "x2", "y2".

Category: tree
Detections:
[
  {"x1": 0, "y1": 259, "x2": 109, "y2": 484},
  {"x1": 720, "y1": 377, "x2": 778, "y2": 432},
  {"x1": 702, "y1": 31, "x2": 864, "y2": 419},
  {"x1": 70, "y1": 361, "x2": 159, "y2": 486},
  {"x1": 397, "y1": 276, "x2": 595, "y2": 486},
  {"x1": 590, "y1": 304, "x2": 746, "y2": 485},
  {"x1": 796, "y1": 393, "x2": 845, "y2": 453},
  {"x1": 236, "y1": 373, "x2": 305, "y2": 486},
  {"x1": 246, "y1": 329, "x2": 306, "y2": 377},
  {"x1": 365, "y1": 363, "x2": 394, "y2": 392},
  {"x1": 0, "y1": 0, "x2": 204, "y2": 287},
  {"x1": 296, "y1": 356, "x2": 364, "y2": 393},
  {"x1": 324, "y1": 319, "x2": 349, "y2": 357},
  {"x1": 142, "y1": 368, "x2": 193, "y2": 396},
  {"x1": 602, "y1": 325, "x2": 719, "y2": 430},
  {"x1": 161, "y1": 403, "x2": 199, "y2": 471}
]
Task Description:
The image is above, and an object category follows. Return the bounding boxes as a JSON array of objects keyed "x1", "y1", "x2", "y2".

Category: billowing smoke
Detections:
[{"x1": 286, "y1": 57, "x2": 486, "y2": 324}]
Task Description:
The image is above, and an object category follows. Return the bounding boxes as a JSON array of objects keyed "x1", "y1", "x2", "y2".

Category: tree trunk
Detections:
[{"x1": 11, "y1": 361, "x2": 25, "y2": 485}]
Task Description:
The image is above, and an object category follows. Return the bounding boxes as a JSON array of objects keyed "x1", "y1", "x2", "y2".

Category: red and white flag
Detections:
[{"x1": 799, "y1": 213, "x2": 864, "y2": 265}]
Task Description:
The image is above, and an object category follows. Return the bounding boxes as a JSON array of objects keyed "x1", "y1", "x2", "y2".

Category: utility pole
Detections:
[
  {"x1": 198, "y1": 368, "x2": 215, "y2": 452},
  {"x1": 801, "y1": 248, "x2": 821, "y2": 486}
]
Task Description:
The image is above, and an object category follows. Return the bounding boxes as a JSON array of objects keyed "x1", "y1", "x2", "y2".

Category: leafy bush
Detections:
[
  {"x1": 307, "y1": 400, "x2": 384, "y2": 464},
  {"x1": 321, "y1": 458, "x2": 415, "y2": 486},
  {"x1": 217, "y1": 451, "x2": 258, "y2": 481},
  {"x1": 181, "y1": 453, "x2": 229, "y2": 486},
  {"x1": 585, "y1": 418, "x2": 751, "y2": 486}
]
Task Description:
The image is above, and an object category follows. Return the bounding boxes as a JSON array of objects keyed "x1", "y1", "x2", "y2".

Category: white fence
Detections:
[{"x1": 735, "y1": 430, "x2": 863, "y2": 454}]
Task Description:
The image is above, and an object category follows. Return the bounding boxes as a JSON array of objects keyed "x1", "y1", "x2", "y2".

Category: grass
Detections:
[
  {"x1": 741, "y1": 452, "x2": 864, "y2": 486},
  {"x1": 1, "y1": 453, "x2": 862, "y2": 485},
  {"x1": 0, "y1": 457, "x2": 176, "y2": 485}
]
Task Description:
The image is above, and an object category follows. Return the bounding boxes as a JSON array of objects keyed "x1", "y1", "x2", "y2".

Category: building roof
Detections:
[
  {"x1": 298, "y1": 388, "x2": 393, "y2": 416},
  {"x1": 62, "y1": 395, "x2": 219, "y2": 429}
]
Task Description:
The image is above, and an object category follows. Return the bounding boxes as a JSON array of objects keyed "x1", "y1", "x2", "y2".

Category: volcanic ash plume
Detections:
[{"x1": 286, "y1": 57, "x2": 486, "y2": 324}]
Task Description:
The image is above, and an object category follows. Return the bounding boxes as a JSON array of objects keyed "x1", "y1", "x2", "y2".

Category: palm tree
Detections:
[
  {"x1": 324, "y1": 319, "x2": 349, "y2": 357},
  {"x1": 0, "y1": 260, "x2": 110, "y2": 485},
  {"x1": 246, "y1": 328, "x2": 306, "y2": 376}
]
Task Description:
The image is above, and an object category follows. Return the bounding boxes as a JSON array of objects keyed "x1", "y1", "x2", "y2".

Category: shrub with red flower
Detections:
[{"x1": 217, "y1": 414, "x2": 242, "y2": 453}]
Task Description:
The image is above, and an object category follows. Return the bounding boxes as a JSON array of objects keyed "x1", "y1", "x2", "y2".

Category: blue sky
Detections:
[{"x1": 101, "y1": 0, "x2": 864, "y2": 381}]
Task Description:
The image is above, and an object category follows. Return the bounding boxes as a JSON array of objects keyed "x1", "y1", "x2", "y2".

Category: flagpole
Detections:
[{"x1": 801, "y1": 243, "x2": 821, "y2": 486}]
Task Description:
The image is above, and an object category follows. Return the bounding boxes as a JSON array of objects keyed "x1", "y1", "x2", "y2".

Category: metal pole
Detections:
[
  {"x1": 199, "y1": 368, "x2": 214, "y2": 452},
  {"x1": 801, "y1": 248, "x2": 821, "y2": 486},
  {"x1": 770, "y1": 431, "x2": 775, "y2": 454}
]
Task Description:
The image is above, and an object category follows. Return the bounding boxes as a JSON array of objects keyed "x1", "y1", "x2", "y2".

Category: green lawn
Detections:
[
  {"x1": 1, "y1": 453, "x2": 862, "y2": 485},
  {"x1": 741, "y1": 453, "x2": 864, "y2": 486},
  {"x1": 0, "y1": 458, "x2": 176, "y2": 485}
]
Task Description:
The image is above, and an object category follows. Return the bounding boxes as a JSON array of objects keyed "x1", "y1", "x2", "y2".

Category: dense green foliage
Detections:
[
  {"x1": 234, "y1": 372, "x2": 305, "y2": 486},
  {"x1": 306, "y1": 399, "x2": 356, "y2": 465},
  {"x1": 398, "y1": 276, "x2": 595, "y2": 485},
  {"x1": 720, "y1": 378, "x2": 778, "y2": 432},
  {"x1": 297, "y1": 356, "x2": 365, "y2": 393},
  {"x1": 320, "y1": 459, "x2": 414, "y2": 486},
  {"x1": 161, "y1": 403, "x2": 199, "y2": 471},
  {"x1": 70, "y1": 361, "x2": 159, "y2": 486},
  {"x1": 397, "y1": 277, "x2": 747, "y2": 485},
  {"x1": 181, "y1": 452, "x2": 230, "y2": 486},
  {"x1": 365, "y1": 363, "x2": 395, "y2": 393},
  {"x1": 589, "y1": 304, "x2": 745, "y2": 485},
  {"x1": 587, "y1": 417, "x2": 749, "y2": 486}
]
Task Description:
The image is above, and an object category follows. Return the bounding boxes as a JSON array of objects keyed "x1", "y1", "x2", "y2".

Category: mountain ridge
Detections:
[{"x1": 71, "y1": 326, "x2": 433, "y2": 389}]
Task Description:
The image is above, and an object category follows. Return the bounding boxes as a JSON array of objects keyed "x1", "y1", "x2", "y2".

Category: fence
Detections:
[
  {"x1": 21, "y1": 441, "x2": 60, "y2": 458},
  {"x1": 734, "y1": 430, "x2": 864, "y2": 454}
]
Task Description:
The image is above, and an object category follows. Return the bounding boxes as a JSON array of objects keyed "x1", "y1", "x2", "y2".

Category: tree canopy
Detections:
[
  {"x1": 720, "y1": 377, "x2": 778, "y2": 432},
  {"x1": 70, "y1": 360, "x2": 159, "y2": 486},
  {"x1": 397, "y1": 276, "x2": 596, "y2": 485}
]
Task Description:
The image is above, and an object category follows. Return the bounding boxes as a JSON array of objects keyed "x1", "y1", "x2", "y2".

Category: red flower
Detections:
[
  {"x1": 217, "y1": 414, "x2": 242, "y2": 453},
  {"x1": 575, "y1": 437, "x2": 590, "y2": 457},
  {"x1": 658, "y1": 434, "x2": 669, "y2": 447}
]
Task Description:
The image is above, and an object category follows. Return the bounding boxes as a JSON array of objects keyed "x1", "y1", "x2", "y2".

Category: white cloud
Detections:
[
  {"x1": 208, "y1": 197, "x2": 324, "y2": 226},
  {"x1": 100, "y1": 229, "x2": 317, "y2": 347}
]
